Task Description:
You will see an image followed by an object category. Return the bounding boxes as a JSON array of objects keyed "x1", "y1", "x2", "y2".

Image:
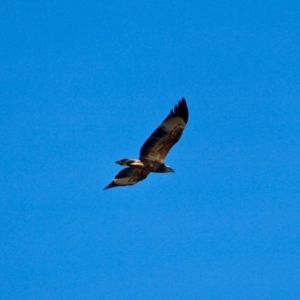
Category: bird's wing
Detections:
[
  {"x1": 104, "y1": 167, "x2": 150, "y2": 190},
  {"x1": 139, "y1": 98, "x2": 189, "y2": 163}
]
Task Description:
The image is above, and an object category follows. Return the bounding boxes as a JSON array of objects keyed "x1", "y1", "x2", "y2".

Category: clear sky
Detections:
[{"x1": 1, "y1": 0, "x2": 300, "y2": 299}]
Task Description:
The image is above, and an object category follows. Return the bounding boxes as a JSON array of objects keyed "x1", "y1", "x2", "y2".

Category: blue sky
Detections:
[{"x1": 1, "y1": 0, "x2": 300, "y2": 299}]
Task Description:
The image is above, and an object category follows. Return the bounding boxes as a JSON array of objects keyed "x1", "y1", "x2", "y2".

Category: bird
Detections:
[{"x1": 104, "y1": 98, "x2": 189, "y2": 190}]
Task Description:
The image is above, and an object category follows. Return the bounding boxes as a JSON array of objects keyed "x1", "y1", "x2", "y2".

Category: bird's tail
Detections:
[{"x1": 115, "y1": 159, "x2": 144, "y2": 167}]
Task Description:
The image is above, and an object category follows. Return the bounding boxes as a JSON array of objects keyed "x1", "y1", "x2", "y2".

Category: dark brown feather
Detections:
[
  {"x1": 139, "y1": 98, "x2": 189, "y2": 163},
  {"x1": 104, "y1": 167, "x2": 150, "y2": 190}
]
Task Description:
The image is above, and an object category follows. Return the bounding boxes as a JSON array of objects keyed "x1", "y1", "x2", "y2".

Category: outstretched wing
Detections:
[
  {"x1": 139, "y1": 98, "x2": 189, "y2": 163},
  {"x1": 104, "y1": 167, "x2": 150, "y2": 190}
]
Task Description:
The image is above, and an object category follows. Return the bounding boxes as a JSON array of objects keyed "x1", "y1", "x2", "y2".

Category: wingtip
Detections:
[
  {"x1": 103, "y1": 182, "x2": 115, "y2": 190},
  {"x1": 179, "y1": 97, "x2": 187, "y2": 108},
  {"x1": 173, "y1": 97, "x2": 188, "y2": 123}
]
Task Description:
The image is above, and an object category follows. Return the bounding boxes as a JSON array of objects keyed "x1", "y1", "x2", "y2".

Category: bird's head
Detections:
[{"x1": 165, "y1": 166, "x2": 175, "y2": 173}]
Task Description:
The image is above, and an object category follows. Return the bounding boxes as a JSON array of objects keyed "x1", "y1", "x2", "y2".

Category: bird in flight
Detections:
[{"x1": 104, "y1": 98, "x2": 189, "y2": 190}]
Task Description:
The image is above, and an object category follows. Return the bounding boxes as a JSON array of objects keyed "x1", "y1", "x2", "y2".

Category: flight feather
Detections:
[{"x1": 139, "y1": 98, "x2": 189, "y2": 163}]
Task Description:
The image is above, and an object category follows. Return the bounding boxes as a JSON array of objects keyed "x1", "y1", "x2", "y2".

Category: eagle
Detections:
[{"x1": 104, "y1": 98, "x2": 189, "y2": 190}]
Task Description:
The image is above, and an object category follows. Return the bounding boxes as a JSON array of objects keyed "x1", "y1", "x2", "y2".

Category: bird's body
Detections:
[
  {"x1": 115, "y1": 158, "x2": 173, "y2": 172},
  {"x1": 104, "y1": 98, "x2": 189, "y2": 190}
]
